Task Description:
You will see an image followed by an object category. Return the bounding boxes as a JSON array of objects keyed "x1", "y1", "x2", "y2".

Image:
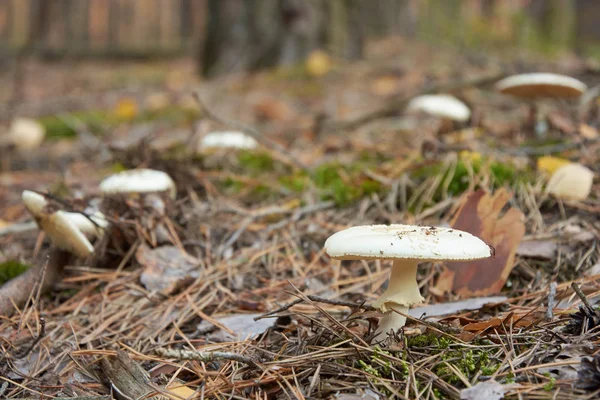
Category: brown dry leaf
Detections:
[
  {"x1": 579, "y1": 123, "x2": 599, "y2": 140},
  {"x1": 136, "y1": 245, "x2": 201, "y2": 294},
  {"x1": 547, "y1": 111, "x2": 576, "y2": 134},
  {"x1": 434, "y1": 189, "x2": 525, "y2": 296}
]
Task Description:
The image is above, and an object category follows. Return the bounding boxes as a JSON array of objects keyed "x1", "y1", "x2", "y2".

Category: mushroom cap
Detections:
[
  {"x1": 10, "y1": 118, "x2": 46, "y2": 151},
  {"x1": 22, "y1": 190, "x2": 94, "y2": 258},
  {"x1": 546, "y1": 163, "x2": 594, "y2": 201},
  {"x1": 99, "y1": 169, "x2": 176, "y2": 199},
  {"x1": 325, "y1": 224, "x2": 492, "y2": 262},
  {"x1": 200, "y1": 131, "x2": 259, "y2": 150},
  {"x1": 406, "y1": 94, "x2": 471, "y2": 122},
  {"x1": 495, "y1": 73, "x2": 587, "y2": 98}
]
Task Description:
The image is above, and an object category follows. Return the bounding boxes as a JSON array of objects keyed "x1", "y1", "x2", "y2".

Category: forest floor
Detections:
[{"x1": 1, "y1": 38, "x2": 600, "y2": 399}]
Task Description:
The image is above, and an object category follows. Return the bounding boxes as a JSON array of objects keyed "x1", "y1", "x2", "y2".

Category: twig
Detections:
[
  {"x1": 571, "y1": 282, "x2": 596, "y2": 311},
  {"x1": 254, "y1": 294, "x2": 375, "y2": 320},
  {"x1": 546, "y1": 282, "x2": 557, "y2": 321},
  {"x1": 192, "y1": 92, "x2": 309, "y2": 171},
  {"x1": 15, "y1": 317, "x2": 46, "y2": 359},
  {"x1": 324, "y1": 72, "x2": 505, "y2": 131},
  {"x1": 0, "y1": 221, "x2": 38, "y2": 237},
  {"x1": 155, "y1": 347, "x2": 260, "y2": 369}
]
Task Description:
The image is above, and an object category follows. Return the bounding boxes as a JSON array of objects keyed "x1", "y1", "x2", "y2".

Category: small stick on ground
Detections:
[
  {"x1": 254, "y1": 294, "x2": 375, "y2": 321},
  {"x1": 546, "y1": 282, "x2": 557, "y2": 321},
  {"x1": 155, "y1": 347, "x2": 260, "y2": 369},
  {"x1": 571, "y1": 282, "x2": 597, "y2": 312}
]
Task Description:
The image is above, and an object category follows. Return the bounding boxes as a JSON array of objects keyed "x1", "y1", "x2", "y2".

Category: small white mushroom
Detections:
[
  {"x1": 22, "y1": 191, "x2": 103, "y2": 258},
  {"x1": 495, "y1": 73, "x2": 587, "y2": 138},
  {"x1": 406, "y1": 94, "x2": 471, "y2": 122},
  {"x1": 9, "y1": 118, "x2": 46, "y2": 151},
  {"x1": 99, "y1": 168, "x2": 176, "y2": 199},
  {"x1": 546, "y1": 163, "x2": 594, "y2": 201},
  {"x1": 325, "y1": 224, "x2": 492, "y2": 341},
  {"x1": 199, "y1": 131, "x2": 259, "y2": 150},
  {"x1": 495, "y1": 73, "x2": 587, "y2": 98}
]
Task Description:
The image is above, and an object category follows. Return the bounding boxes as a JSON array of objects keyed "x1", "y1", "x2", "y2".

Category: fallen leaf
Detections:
[
  {"x1": 114, "y1": 97, "x2": 138, "y2": 121},
  {"x1": 410, "y1": 296, "x2": 507, "y2": 318},
  {"x1": 167, "y1": 380, "x2": 197, "y2": 399},
  {"x1": 370, "y1": 75, "x2": 401, "y2": 96},
  {"x1": 434, "y1": 189, "x2": 525, "y2": 296},
  {"x1": 537, "y1": 156, "x2": 570, "y2": 175},
  {"x1": 460, "y1": 380, "x2": 519, "y2": 400},
  {"x1": 579, "y1": 123, "x2": 599, "y2": 140},
  {"x1": 546, "y1": 163, "x2": 594, "y2": 201},
  {"x1": 306, "y1": 49, "x2": 331, "y2": 77},
  {"x1": 548, "y1": 111, "x2": 576, "y2": 134},
  {"x1": 196, "y1": 313, "x2": 277, "y2": 340},
  {"x1": 136, "y1": 245, "x2": 201, "y2": 294},
  {"x1": 253, "y1": 97, "x2": 296, "y2": 122},
  {"x1": 516, "y1": 240, "x2": 557, "y2": 259}
]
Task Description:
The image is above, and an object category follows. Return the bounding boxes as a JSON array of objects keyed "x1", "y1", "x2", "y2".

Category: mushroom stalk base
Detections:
[
  {"x1": 374, "y1": 304, "x2": 409, "y2": 341},
  {"x1": 372, "y1": 260, "x2": 424, "y2": 341}
]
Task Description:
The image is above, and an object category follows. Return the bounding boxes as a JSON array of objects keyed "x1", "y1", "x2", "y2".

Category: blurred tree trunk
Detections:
[
  {"x1": 199, "y1": 0, "x2": 413, "y2": 77},
  {"x1": 574, "y1": 0, "x2": 600, "y2": 56}
]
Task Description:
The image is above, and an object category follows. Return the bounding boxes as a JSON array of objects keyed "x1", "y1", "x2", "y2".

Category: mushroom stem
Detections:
[
  {"x1": 374, "y1": 304, "x2": 409, "y2": 341},
  {"x1": 372, "y1": 259, "x2": 424, "y2": 340}
]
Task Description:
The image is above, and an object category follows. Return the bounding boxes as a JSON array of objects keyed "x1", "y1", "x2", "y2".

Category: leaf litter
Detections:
[{"x1": 0, "y1": 39, "x2": 599, "y2": 399}]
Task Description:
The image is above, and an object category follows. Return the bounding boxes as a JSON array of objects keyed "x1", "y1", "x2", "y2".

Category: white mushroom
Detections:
[
  {"x1": 8, "y1": 118, "x2": 46, "y2": 151},
  {"x1": 496, "y1": 73, "x2": 587, "y2": 98},
  {"x1": 406, "y1": 94, "x2": 471, "y2": 122},
  {"x1": 546, "y1": 163, "x2": 594, "y2": 201},
  {"x1": 99, "y1": 168, "x2": 176, "y2": 199},
  {"x1": 495, "y1": 73, "x2": 587, "y2": 137},
  {"x1": 22, "y1": 191, "x2": 105, "y2": 258},
  {"x1": 199, "y1": 131, "x2": 259, "y2": 150},
  {"x1": 325, "y1": 224, "x2": 492, "y2": 341}
]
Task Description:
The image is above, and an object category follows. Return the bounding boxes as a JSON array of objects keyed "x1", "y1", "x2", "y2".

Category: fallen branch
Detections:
[
  {"x1": 155, "y1": 347, "x2": 260, "y2": 369},
  {"x1": 0, "y1": 249, "x2": 69, "y2": 317},
  {"x1": 255, "y1": 294, "x2": 375, "y2": 320}
]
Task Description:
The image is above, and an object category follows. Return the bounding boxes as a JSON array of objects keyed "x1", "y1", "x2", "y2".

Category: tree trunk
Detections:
[{"x1": 199, "y1": 0, "x2": 410, "y2": 78}]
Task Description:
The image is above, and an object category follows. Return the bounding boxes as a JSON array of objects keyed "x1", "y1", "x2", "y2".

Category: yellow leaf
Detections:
[
  {"x1": 114, "y1": 98, "x2": 138, "y2": 121},
  {"x1": 459, "y1": 150, "x2": 482, "y2": 163},
  {"x1": 305, "y1": 50, "x2": 331, "y2": 77},
  {"x1": 537, "y1": 156, "x2": 570, "y2": 175},
  {"x1": 167, "y1": 381, "x2": 196, "y2": 399}
]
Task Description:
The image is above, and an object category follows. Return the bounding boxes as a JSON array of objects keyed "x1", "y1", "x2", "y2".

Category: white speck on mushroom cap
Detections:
[
  {"x1": 406, "y1": 94, "x2": 471, "y2": 122},
  {"x1": 324, "y1": 224, "x2": 491, "y2": 261},
  {"x1": 99, "y1": 168, "x2": 176, "y2": 198},
  {"x1": 200, "y1": 131, "x2": 259, "y2": 150},
  {"x1": 495, "y1": 73, "x2": 587, "y2": 98}
]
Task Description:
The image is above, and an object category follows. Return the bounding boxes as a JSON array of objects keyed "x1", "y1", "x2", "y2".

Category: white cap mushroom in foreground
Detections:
[
  {"x1": 22, "y1": 191, "x2": 105, "y2": 258},
  {"x1": 495, "y1": 73, "x2": 587, "y2": 98},
  {"x1": 546, "y1": 163, "x2": 594, "y2": 201},
  {"x1": 406, "y1": 94, "x2": 471, "y2": 122},
  {"x1": 99, "y1": 168, "x2": 176, "y2": 199},
  {"x1": 200, "y1": 131, "x2": 259, "y2": 150},
  {"x1": 325, "y1": 224, "x2": 492, "y2": 341}
]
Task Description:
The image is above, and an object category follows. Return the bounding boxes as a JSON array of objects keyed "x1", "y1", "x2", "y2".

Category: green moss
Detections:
[
  {"x1": 237, "y1": 151, "x2": 275, "y2": 174},
  {"x1": 0, "y1": 260, "x2": 30, "y2": 284},
  {"x1": 543, "y1": 374, "x2": 556, "y2": 391},
  {"x1": 279, "y1": 174, "x2": 308, "y2": 193}
]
